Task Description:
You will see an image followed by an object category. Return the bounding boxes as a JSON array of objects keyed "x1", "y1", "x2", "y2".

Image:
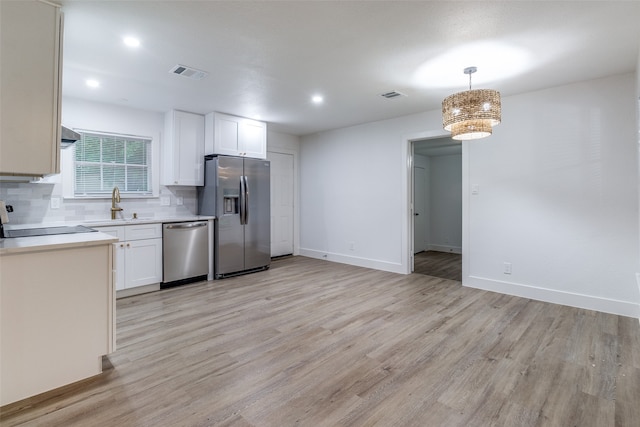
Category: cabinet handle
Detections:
[
  {"x1": 126, "y1": 243, "x2": 130, "y2": 247},
  {"x1": 119, "y1": 244, "x2": 124, "y2": 248}
]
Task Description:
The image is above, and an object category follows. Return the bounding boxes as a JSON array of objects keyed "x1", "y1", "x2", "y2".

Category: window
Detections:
[{"x1": 74, "y1": 131, "x2": 152, "y2": 197}]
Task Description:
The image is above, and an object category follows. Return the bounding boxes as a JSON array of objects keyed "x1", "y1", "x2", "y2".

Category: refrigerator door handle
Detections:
[
  {"x1": 244, "y1": 175, "x2": 249, "y2": 224},
  {"x1": 239, "y1": 175, "x2": 246, "y2": 225}
]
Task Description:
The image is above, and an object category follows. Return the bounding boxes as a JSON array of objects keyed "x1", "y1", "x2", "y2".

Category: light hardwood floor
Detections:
[
  {"x1": 413, "y1": 251, "x2": 462, "y2": 281},
  {"x1": 2, "y1": 256, "x2": 639, "y2": 426}
]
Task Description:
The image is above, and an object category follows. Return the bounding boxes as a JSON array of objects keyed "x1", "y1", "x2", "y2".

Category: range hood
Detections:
[{"x1": 60, "y1": 126, "x2": 81, "y2": 148}]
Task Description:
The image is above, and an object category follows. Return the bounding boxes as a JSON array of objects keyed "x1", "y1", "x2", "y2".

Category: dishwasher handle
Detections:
[{"x1": 164, "y1": 222, "x2": 207, "y2": 229}]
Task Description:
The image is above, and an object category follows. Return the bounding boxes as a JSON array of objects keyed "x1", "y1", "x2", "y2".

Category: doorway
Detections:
[{"x1": 412, "y1": 137, "x2": 462, "y2": 281}]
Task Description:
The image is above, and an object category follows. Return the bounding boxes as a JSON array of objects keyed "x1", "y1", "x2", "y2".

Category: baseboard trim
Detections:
[
  {"x1": 427, "y1": 244, "x2": 462, "y2": 254},
  {"x1": 116, "y1": 283, "x2": 160, "y2": 299},
  {"x1": 636, "y1": 272, "x2": 640, "y2": 325},
  {"x1": 299, "y1": 248, "x2": 405, "y2": 274},
  {"x1": 465, "y1": 275, "x2": 640, "y2": 319}
]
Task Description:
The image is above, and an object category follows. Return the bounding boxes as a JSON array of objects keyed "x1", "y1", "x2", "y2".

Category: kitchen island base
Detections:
[{"x1": 0, "y1": 242, "x2": 115, "y2": 406}]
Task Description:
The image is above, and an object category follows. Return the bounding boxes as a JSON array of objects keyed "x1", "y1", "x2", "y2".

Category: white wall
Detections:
[
  {"x1": 300, "y1": 114, "x2": 436, "y2": 272},
  {"x1": 636, "y1": 49, "x2": 640, "y2": 311},
  {"x1": 429, "y1": 154, "x2": 462, "y2": 253},
  {"x1": 414, "y1": 154, "x2": 430, "y2": 251},
  {"x1": 413, "y1": 152, "x2": 462, "y2": 254},
  {"x1": 300, "y1": 73, "x2": 639, "y2": 318}
]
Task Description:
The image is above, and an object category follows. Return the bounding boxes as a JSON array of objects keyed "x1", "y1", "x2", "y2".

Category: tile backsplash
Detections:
[{"x1": 0, "y1": 182, "x2": 198, "y2": 225}]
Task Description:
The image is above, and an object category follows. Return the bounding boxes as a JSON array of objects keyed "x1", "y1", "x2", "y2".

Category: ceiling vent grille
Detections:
[
  {"x1": 380, "y1": 91, "x2": 406, "y2": 99},
  {"x1": 169, "y1": 64, "x2": 209, "y2": 80}
]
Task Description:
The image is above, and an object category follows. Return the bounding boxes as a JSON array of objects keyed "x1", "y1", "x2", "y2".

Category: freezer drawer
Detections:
[{"x1": 162, "y1": 221, "x2": 209, "y2": 287}]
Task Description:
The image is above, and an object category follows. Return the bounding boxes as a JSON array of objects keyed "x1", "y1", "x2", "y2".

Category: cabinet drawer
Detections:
[
  {"x1": 93, "y1": 226, "x2": 125, "y2": 240},
  {"x1": 124, "y1": 223, "x2": 162, "y2": 241}
]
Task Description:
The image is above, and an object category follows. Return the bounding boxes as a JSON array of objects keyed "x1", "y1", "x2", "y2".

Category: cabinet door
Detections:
[
  {"x1": 163, "y1": 110, "x2": 204, "y2": 186},
  {"x1": 213, "y1": 114, "x2": 241, "y2": 155},
  {"x1": 240, "y1": 119, "x2": 267, "y2": 159},
  {"x1": 0, "y1": 1, "x2": 62, "y2": 176},
  {"x1": 124, "y1": 238, "x2": 163, "y2": 288}
]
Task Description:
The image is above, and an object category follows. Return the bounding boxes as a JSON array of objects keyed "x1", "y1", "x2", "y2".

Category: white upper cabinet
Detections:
[
  {"x1": 205, "y1": 112, "x2": 267, "y2": 159},
  {"x1": 0, "y1": 0, "x2": 62, "y2": 176},
  {"x1": 163, "y1": 110, "x2": 205, "y2": 186}
]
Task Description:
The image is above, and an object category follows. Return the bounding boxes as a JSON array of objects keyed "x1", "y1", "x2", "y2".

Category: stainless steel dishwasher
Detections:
[{"x1": 162, "y1": 221, "x2": 209, "y2": 288}]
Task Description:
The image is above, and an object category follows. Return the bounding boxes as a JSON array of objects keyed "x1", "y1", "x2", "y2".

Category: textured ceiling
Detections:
[{"x1": 59, "y1": 1, "x2": 640, "y2": 136}]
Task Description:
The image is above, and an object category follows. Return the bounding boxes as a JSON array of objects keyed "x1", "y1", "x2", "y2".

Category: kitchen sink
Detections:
[
  {"x1": 4, "y1": 225, "x2": 97, "y2": 238},
  {"x1": 83, "y1": 217, "x2": 153, "y2": 224}
]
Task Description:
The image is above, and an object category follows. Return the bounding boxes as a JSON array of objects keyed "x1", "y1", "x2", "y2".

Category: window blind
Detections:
[{"x1": 74, "y1": 131, "x2": 152, "y2": 196}]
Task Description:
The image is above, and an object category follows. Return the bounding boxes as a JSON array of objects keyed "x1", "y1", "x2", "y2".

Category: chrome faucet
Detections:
[{"x1": 111, "y1": 186, "x2": 123, "y2": 220}]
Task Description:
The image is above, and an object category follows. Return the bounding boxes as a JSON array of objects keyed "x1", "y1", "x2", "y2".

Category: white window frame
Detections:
[{"x1": 61, "y1": 129, "x2": 160, "y2": 199}]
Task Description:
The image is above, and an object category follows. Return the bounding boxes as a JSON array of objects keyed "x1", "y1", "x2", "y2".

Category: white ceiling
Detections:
[{"x1": 59, "y1": 1, "x2": 640, "y2": 136}]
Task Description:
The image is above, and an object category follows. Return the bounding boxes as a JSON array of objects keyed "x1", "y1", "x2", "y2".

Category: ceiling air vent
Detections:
[
  {"x1": 169, "y1": 64, "x2": 209, "y2": 80},
  {"x1": 380, "y1": 91, "x2": 406, "y2": 99}
]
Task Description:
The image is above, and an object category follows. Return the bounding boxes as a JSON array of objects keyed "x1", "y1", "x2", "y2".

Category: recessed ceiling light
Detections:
[
  {"x1": 311, "y1": 95, "x2": 324, "y2": 104},
  {"x1": 86, "y1": 79, "x2": 100, "y2": 88},
  {"x1": 123, "y1": 36, "x2": 140, "y2": 48}
]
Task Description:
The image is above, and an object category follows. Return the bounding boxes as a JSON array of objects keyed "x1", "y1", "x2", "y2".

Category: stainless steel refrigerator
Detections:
[{"x1": 198, "y1": 155, "x2": 271, "y2": 278}]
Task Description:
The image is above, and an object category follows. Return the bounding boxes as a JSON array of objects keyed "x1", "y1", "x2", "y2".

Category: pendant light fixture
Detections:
[{"x1": 442, "y1": 67, "x2": 501, "y2": 140}]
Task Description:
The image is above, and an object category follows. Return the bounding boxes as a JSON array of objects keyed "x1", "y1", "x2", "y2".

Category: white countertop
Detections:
[
  {"x1": 0, "y1": 215, "x2": 215, "y2": 255},
  {"x1": 80, "y1": 215, "x2": 214, "y2": 228},
  {"x1": 0, "y1": 231, "x2": 118, "y2": 255}
]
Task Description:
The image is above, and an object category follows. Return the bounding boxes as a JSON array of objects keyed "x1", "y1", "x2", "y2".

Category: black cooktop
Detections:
[{"x1": 4, "y1": 225, "x2": 97, "y2": 238}]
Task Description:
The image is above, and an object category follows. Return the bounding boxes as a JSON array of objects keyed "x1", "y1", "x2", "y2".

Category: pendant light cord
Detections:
[{"x1": 463, "y1": 66, "x2": 477, "y2": 90}]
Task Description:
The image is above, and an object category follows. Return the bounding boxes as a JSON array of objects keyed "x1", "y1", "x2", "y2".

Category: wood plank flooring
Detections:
[
  {"x1": 413, "y1": 250, "x2": 462, "y2": 281},
  {"x1": 2, "y1": 256, "x2": 639, "y2": 426}
]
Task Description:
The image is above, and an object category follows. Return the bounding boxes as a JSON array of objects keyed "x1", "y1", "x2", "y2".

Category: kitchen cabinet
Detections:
[
  {"x1": 94, "y1": 223, "x2": 163, "y2": 291},
  {"x1": 163, "y1": 110, "x2": 205, "y2": 186},
  {"x1": 205, "y1": 112, "x2": 267, "y2": 159},
  {"x1": 0, "y1": 240, "x2": 115, "y2": 405},
  {"x1": 0, "y1": 0, "x2": 62, "y2": 176}
]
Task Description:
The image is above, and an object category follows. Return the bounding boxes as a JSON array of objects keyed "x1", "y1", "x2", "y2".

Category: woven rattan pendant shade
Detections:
[{"x1": 442, "y1": 68, "x2": 501, "y2": 140}]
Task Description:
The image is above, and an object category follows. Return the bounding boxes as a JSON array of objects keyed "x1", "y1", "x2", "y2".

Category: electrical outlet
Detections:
[
  {"x1": 176, "y1": 196, "x2": 184, "y2": 206},
  {"x1": 50, "y1": 197, "x2": 60, "y2": 209},
  {"x1": 348, "y1": 241, "x2": 355, "y2": 251},
  {"x1": 503, "y1": 262, "x2": 512, "y2": 275},
  {"x1": 160, "y1": 196, "x2": 170, "y2": 206}
]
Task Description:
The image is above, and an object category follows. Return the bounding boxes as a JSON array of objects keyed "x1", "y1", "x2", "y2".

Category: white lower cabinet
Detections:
[
  {"x1": 94, "y1": 224, "x2": 163, "y2": 290},
  {"x1": 123, "y1": 238, "x2": 163, "y2": 288}
]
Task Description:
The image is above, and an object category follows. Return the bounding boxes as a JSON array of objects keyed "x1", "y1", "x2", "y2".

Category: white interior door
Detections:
[
  {"x1": 268, "y1": 151, "x2": 294, "y2": 257},
  {"x1": 413, "y1": 165, "x2": 427, "y2": 253}
]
